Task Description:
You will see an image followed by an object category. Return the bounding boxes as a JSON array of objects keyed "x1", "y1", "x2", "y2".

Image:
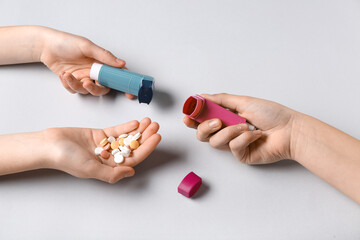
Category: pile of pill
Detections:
[{"x1": 94, "y1": 133, "x2": 141, "y2": 164}]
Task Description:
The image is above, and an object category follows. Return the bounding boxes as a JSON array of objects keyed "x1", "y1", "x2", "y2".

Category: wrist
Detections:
[
  {"x1": 289, "y1": 112, "x2": 317, "y2": 163},
  {"x1": 39, "y1": 128, "x2": 66, "y2": 170},
  {"x1": 18, "y1": 25, "x2": 48, "y2": 63},
  {"x1": 20, "y1": 131, "x2": 54, "y2": 170},
  {"x1": 34, "y1": 130, "x2": 56, "y2": 169},
  {"x1": 31, "y1": 26, "x2": 50, "y2": 63}
]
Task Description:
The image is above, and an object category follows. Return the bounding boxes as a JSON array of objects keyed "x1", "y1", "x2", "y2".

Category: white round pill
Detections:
[
  {"x1": 123, "y1": 136, "x2": 133, "y2": 146},
  {"x1": 111, "y1": 149, "x2": 120, "y2": 155},
  {"x1": 120, "y1": 146, "x2": 131, "y2": 153},
  {"x1": 114, "y1": 153, "x2": 124, "y2": 164},
  {"x1": 132, "y1": 132, "x2": 141, "y2": 141},
  {"x1": 118, "y1": 134, "x2": 128, "y2": 139},
  {"x1": 108, "y1": 136, "x2": 116, "y2": 143},
  {"x1": 94, "y1": 147, "x2": 103, "y2": 156},
  {"x1": 119, "y1": 146, "x2": 131, "y2": 157},
  {"x1": 120, "y1": 151, "x2": 130, "y2": 157}
]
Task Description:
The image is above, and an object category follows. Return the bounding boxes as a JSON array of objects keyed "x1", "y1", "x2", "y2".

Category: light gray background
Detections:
[{"x1": 0, "y1": 0, "x2": 359, "y2": 239}]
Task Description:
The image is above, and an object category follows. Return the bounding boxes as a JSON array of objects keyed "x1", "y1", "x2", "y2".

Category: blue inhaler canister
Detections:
[{"x1": 90, "y1": 63, "x2": 154, "y2": 104}]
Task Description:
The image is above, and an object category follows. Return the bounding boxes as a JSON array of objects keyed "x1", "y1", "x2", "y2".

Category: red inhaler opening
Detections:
[{"x1": 183, "y1": 96, "x2": 204, "y2": 118}]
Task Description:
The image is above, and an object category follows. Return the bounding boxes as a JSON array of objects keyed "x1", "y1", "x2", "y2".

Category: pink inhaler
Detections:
[
  {"x1": 178, "y1": 172, "x2": 202, "y2": 198},
  {"x1": 183, "y1": 95, "x2": 247, "y2": 126}
]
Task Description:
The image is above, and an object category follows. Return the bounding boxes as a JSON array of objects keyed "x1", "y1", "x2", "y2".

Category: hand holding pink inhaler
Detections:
[{"x1": 183, "y1": 94, "x2": 255, "y2": 130}]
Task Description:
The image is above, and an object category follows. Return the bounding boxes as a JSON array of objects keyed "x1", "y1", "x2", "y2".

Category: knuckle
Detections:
[
  {"x1": 216, "y1": 92, "x2": 228, "y2": 98},
  {"x1": 196, "y1": 131, "x2": 206, "y2": 142},
  {"x1": 197, "y1": 122, "x2": 209, "y2": 133},
  {"x1": 222, "y1": 127, "x2": 233, "y2": 137},
  {"x1": 229, "y1": 140, "x2": 240, "y2": 152},
  {"x1": 243, "y1": 132, "x2": 253, "y2": 142},
  {"x1": 108, "y1": 178, "x2": 116, "y2": 184},
  {"x1": 102, "y1": 48, "x2": 112, "y2": 56},
  {"x1": 78, "y1": 36, "x2": 90, "y2": 42},
  {"x1": 209, "y1": 138, "x2": 219, "y2": 148},
  {"x1": 80, "y1": 38, "x2": 93, "y2": 50}
]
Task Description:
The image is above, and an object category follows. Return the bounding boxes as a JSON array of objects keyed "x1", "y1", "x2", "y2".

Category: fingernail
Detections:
[
  {"x1": 248, "y1": 124, "x2": 255, "y2": 131},
  {"x1": 237, "y1": 124, "x2": 248, "y2": 131},
  {"x1": 125, "y1": 172, "x2": 134, "y2": 178},
  {"x1": 253, "y1": 130, "x2": 261, "y2": 136},
  {"x1": 208, "y1": 119, "x2": 219, "y2": 128}
]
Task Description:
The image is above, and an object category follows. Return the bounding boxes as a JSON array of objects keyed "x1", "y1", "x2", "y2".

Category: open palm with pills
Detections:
[{"x1": 44, "y1": 118, "x2": 161, "y2": 183}]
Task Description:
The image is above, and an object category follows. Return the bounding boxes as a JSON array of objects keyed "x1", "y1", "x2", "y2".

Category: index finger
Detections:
[
  {"x1": 81, "y1": 40, "x2": 126, "y2": 68},
  {"x1": 183, "y1": 116, "x2": 199, "y2": 129}
]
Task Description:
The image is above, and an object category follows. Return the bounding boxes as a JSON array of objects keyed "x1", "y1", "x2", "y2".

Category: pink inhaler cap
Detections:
[{"x1": 178, "y1": 172, "x2": 202, "y2": 198}]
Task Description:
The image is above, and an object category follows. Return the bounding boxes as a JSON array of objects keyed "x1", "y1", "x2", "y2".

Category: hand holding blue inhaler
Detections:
[{"x1": 90, "y1": 63, "x2": 154, "y2": 104}]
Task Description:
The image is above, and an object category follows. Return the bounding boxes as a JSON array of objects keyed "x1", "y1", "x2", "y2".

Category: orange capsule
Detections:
[
  {"x1": 100, "y1": 150, "x2": 110, "y2": 159},
  {"x1": 118, "y1": 138, "x2": 125, "y2": 146},
  {"x1": 111, "y1": 141, "x2": 120, "y2": 150},
  {"x1": 103, "y1": 143, "x2": 111, "y2": 151},
  {"x1": 130, "y1": 140, "x2": 140, "y2": 150},
  {"x1": 99, "y1": 138, "x2": 109, "y2": 147}
]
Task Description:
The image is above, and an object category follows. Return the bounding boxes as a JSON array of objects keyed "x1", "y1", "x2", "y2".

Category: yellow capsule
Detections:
[
  {"x1": 130, "y1": 140, "x2": 140, "y2": 150},
  {"x1": 111, "y1": 141, "x2": 120, "y2": 150},
  {"x1": 118, "y1": 137, "x2": 125, "y2": 146},
  {"x1": 100, "y1": 138, "x2": 109, "y2": 147}
]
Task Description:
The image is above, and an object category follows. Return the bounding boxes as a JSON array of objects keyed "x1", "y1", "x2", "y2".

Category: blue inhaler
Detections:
[{"x1": 90, "y1": 63, "x2": 154, "y2": 104}]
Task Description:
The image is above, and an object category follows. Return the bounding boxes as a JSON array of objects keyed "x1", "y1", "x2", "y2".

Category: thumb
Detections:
[
  {"x1": 90, "y1": 161, "x2": 135, "y2": 183},
  {"x1": 83, "y1": 40, "x2": 126, "y2": 68}
]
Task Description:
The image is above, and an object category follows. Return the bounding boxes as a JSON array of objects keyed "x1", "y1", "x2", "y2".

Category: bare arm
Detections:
[
  {"x1": 291, "y1": 114, "x2": 360, "y2": 203},
  {"x1": 0, "y1": 26, "x2": 44, "y2": 65},
  {"x1": 184, "y1": 93, "x2": 360, "y2": 203}
]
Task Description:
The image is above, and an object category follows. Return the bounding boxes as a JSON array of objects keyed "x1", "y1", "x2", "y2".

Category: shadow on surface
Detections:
[
  {"x1": 152, "y1": 88, "x2": 175, "y2": 109},
  {"x1": 0, "y1": 148, "x2": 184, "y2": 187},
  {"x1": 0, "y1": 169, "x2": 66, "y2": 184},
  {"x1": 115, "y1": 147, "x2": 185, "y2": 189},
  {"x1": 135, "y1": 148, "x2": 183, "y2": 176},
  {"x1": 251, "y1": 159, "x2": 299, "y2": 171},
  {"x1": 78, "y1": 88, "x2": 134, "y2": 102},
  {"x1": 192, "y1": 181, "x2": 210, "y2": 200},
  {"x1": 0, "y1": 62, "x2": 45, "y2": 70}
]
